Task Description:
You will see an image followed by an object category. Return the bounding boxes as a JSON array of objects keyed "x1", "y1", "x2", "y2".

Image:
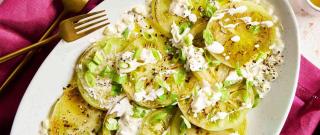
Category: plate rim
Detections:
[{"x1": 10, "y1": 0, "x2": 301, "y2": 134}]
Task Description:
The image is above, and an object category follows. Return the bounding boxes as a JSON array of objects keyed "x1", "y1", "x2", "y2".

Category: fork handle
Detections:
[{"x1": 0, "y1": 33, "x2": 60, "y2": 64}]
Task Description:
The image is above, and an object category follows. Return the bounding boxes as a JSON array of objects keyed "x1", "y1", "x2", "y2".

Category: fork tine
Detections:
[
  {"x1": 77, "y1": 23, "x2": 110, "y2": 37},
  {"x1": 75, "y1": 14, "x2": 107, "y2": 27},
  {"x1": 76, "y1": 18, "x2": 108, "y2": 32},
  {"x1": 70, "y1": 10, "x2": 105, "y2": 22}
]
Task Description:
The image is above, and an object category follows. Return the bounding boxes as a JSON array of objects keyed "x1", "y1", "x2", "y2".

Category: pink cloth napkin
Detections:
[
  {"x1": 281, "y1": 56, "x2": 320, "y2": 135},
  {"x1": 0, "y1": 0, "x2": 319, "y2": 135},
  {"x1": 0, "y1": 0, "x2": 102, "y2": 134}
]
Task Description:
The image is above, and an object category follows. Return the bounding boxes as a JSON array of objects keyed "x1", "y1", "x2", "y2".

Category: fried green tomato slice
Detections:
[
  {"x1": 205, "y1": 1, "x2": 276, "y2": 68},
  {"x1": 170, "y1": 110, "x2": 247, "y2": 135},
  {"x1": 178, "y1": 80, "x2": 254, "y2": 131},
  {"x1": 151, "y1": 0, "x2": 211, "y2": 37},
  {"x1": 76, "y1": 37, "x2": 129, "y2": 110},
  {"x1": 121, "y1": 34, "x2": 190, "y2": 108},
  {"x1": 49, "y1": 86, "x2": 103, "y2": 134}
]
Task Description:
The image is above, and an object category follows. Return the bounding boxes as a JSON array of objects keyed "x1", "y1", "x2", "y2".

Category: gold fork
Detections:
[
  {"x1": 0, "y1": 0, "x2": 90, "y2": 92},
  {"x1": 0, "y1": 10, "x2": 109, "y2": 64}
]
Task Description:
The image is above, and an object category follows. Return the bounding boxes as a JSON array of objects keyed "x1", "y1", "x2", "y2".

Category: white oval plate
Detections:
[{"x1": 10, "y1": 0, "x2": 300, "y2": 135}]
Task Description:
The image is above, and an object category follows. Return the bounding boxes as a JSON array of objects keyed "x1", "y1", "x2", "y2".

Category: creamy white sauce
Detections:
[
  {"x1": 225, "y1": 71, "x2": 243, "y2": 84},
  {"x1": 116, "y1": 113, "x2": 143, "y2": 135},
  {"x1": 210, "y1": 112, "x2": 228, "y2": 122},
  {"x1": 140, "y1": 48, "x2": 158, "y2": 64},
  {"x1": 182, "y1": 46, "x2": 208, "y2": 71},
  {"x1": 171, "y1": 22, "x2": 191, "y2": 47},
  {"x1": 169, "y1": 0, "x2": 197, "y2": 23},
  {"x1": 109, "y1": 97, "x2": 133, "y2": 117},
  {"x1": 260, "y1": 21, "x2": 274, "y2": 27},
  {"x1": 191, "y1": 81, "x2": 222, "y2": 115},
  {"x1": 134, "y1": 88, "x2": 164, "y2": 102},
  {"x1": 231, "y1": 35, "x2": 240, "y2": 42},
  {"x1": 206, "y1": 41, "x2": 225, "y2": 54},
  {"x1": 119, "y1": 51, "x2": 141, "y2": 74},
  {"x1": 211, "y1": 13, "x2": 225, "y2": 21},
  {"x1": 228, "y1": 6, "x2": 247, "y2": 15}
]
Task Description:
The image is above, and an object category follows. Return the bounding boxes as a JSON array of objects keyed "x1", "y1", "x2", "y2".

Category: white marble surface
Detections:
[{"x1": 290, "y1": 0, "x2": 320, "y2": 68}]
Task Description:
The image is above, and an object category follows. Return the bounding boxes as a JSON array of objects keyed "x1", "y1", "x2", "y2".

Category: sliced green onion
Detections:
[
  {"x1": 220, "y1": 88, "x2": 230, "y2": 101},
  {"x1": 86, "y1": 61, "x2": 98, "y2": 73},
  {"x1": 174, "y1": 69, "x2": 186, "y2": 84},
  {"x1": 236, "y1": 63, "x2": 243, "y2": 77},
  {"x1": 153, "y1": 112, "x2": 167, "y2": 123},
  {"x1": 203, "y1": 29, "x2": 214, "y2": 45},
  {"x1": 133, "y1": 48, "x2": 142, "y2": 60},
  {"x1": 105, "y1": 118, "x2": 118, "y2": 130},
  {"x1": 111, "y1": 84, "x2": 122, "y2": 96},
  {"x1": 204, "y1": 4, "x2": 217, "y2": 17},
  {"x1": 132, "y1": 106, "x2": 147, "y2": 118},
  {"x1": 155, "y1": 76, "x2": 170, "y2": 91},
  {"x1": 179, "y1": 22, "x2": 192, "y2": 34},
  {"x1": 158, "y1": 94, "x2": 167, "y2": 102},
  {"x1": 122, "y1": 28, "x2": 130, "y2": 39},
  {"x1": 84, "y1": 71, "x2": 96, "y2": 87},
  {"x1": 179, "y1": 120, "x2": 187, "y2": 134},
  {"x1": 135, "y1": 78, "x2": 145, "y2": 92},
  {"x1": 93, "y1": 51, "x2": 104, "y2": 65},
  {"x1": 151, "y1": 49, "x2": 162, "y2": 61},
  {"x1": 183, "y1": 34, "x2": 193, "y2": 46},
  {"x1": 119, "y1": 62, "x2": 129, "y2": 69},
  {"x1": 100, "y1": 65, "x2": 116, "y2": 78},
  {"x1": 114, "y1": 74, "x2": 128, "y2": 84},
  {"x1": 103, "y1": 42, "x2": 112, "y2": 54},
  {"x1": 256, "y1": 52, "x2": 267, "y2": 61},
  {"x1": 179, "y1": 49, "x2": 187, "y2": 64},
  {"x1": 249, "y1": 25, "x2": 261, "y2": 34},
  {"x1": 170, "y1": 93, "x2": 178, "y2": 102},
  {"x1": 223, "y1": 80, "x2": 233, "y2": 87},
  {"x1": 180, "y1": 115, "x2": 191, "y2": 128},
  {"x1": 142, "y1": 32, "x2": 154, "y2": 41}
]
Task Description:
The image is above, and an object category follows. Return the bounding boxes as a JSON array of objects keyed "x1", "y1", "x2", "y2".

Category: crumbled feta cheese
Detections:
[
  {"x1": 117, "y1": 113, "x2": 143, "y2": 135},
  {"x1": 140, "y1": 49, "x2": 158, "y2": 64},
  {"x1": 191, "y1": 82, "x2": 222, "y2": 114},
  {"x1": 254, "y1": 44, "x2": 260, "y2": 48},
  {"x1": 225, "y1": 71, "x2": 243, "y2": 85},
  {"x1": 211, "y1": 112, "x2": 228, "y2": 121},
  {"x1": 115, "y1": 22, "x2": 127, "y2": 33},
  {"x1": 189, "y1": 13, "x2": 197, "y2": 23},
  {"x1": 132, "y1": 5, "x2": 148, "y2": 16},
  {"x1": 122, "y1": 14, "x2": 135, "y2": 25},
  {"x1": 225, "y1": 56, "x2": 230, "y2": 60},
  {"x1": 159, "y1": 70, "x2": 177, "y2": 76},
  {"x1": 171, "y1": 22, "x2": 191, "y2": 46},
  {"x1": 206, "y1": 41, "x2": 225, "y2": 54},
  {"x1": 228, "y1": 6, "x2": 247, "y2": 15},
  {"x1": 211, "y1": 13, "x2": 225, "y2": 21},
  {"x1": 261, "y1": 21, "x2": 274, "y2": 27},
  {"x1": 223, "y1": 23, "x2": 239, "y2": 29},
  {"x1": 108, "y1": 97, "x2": 133, "y2": 117},
  {"x1": 182, "y1": 46, "x2": 208, "y2": 71},
  {"x1": 240, "y1": 17, "x2": 252, "y2": 23},
  {"x1": 134, "y1": 88, "x2": 165, "y2": 102},
  {"x1": 104, "y1": 24, "x2": 119, "y2": 36},
  {"x1": 119, "y1": 52, "x2": 142, "y2": 74},
  {"x1": 134, "y1": 90, "x2": 146, "y2": 102},
  {"x1": 169, "y1": 0, "x2": 196, "y2": 22},
  {"x1": 231, "y1": 35, "x2": 240, "y2": 42}
]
